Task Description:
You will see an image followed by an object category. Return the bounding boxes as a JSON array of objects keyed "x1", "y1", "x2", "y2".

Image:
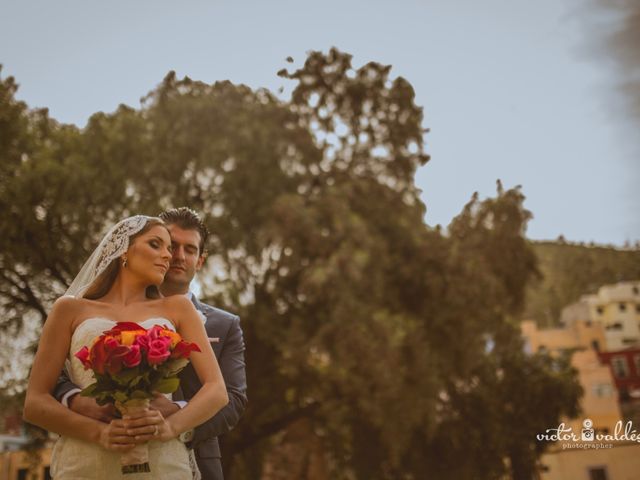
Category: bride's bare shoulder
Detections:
[
  {"x1": 52, "y1": 295, "x2": 83, "y2": 310},
  {"x1": 161, "y1": 294, "x2": 195, "y2": 311},
  {"x1": 45, "y1": 296, "x2": 84, "y2": 328},
  {"x1": 159, "y1": 295, "x2": 199, "y2": 324}
]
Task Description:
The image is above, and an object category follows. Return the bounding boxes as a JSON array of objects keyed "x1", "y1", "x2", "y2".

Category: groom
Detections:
[{"x1": 54, "y1": 207, "x2": 247, "y2": 480}]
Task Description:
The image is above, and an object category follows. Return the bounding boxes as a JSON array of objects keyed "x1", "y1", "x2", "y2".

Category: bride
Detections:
[{"x1": 24, "y1": 215, "x2": 228, "y2": 479}]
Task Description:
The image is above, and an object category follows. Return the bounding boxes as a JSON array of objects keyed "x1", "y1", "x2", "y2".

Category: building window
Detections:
[
  {"x1": 633, "y1": 286, "x2": 639, "y2": 295},
  {"x1": 591, "y1": 339, "x2": 600, "y2": 351},
  {"x1": 588, "y1": 466, "x2": 608, "y2": 480},
  {"x1": 17, "y1": 469, "x2": 29, "y2": 480},
  {"x1": 634, "y1": 355, "x2": 640, "y2": 375},
  {"x1": 619, "y1": 302, "x2": 627, "y2": 312},
  {"x1": 612, "y1": 356, "x2": 629, "y2": 378},
  {"x1": 592, "y1": 383, "x2": 613, "y2": 397},
  {"x1": 596, "y1": 306, "x2": 604, "y2": 315},
  {"x1": 636, "y1": 304, "x2": 640, "y2": 313},
  {"x1": 606, "y1": 322, "x2": 623, "y2": 331},
  {"x1": 44, "y1": 466, "x2": 52, "y2": 480}
]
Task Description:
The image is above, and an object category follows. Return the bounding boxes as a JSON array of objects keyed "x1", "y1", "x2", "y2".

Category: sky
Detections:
[{"x1": 1, "y1": 0, "x2": 638, "y2": 246}]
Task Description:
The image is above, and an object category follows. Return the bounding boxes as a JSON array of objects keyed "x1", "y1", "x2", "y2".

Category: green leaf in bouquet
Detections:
[
  {"x1": 130, "y1": 372, "x2": 148, "y2": 388},
  {"x1": 153, "y1": 377, "x2": 180, "y2": 394},
  {"x1": 80, "y1": 383, "x2": 98, "y2": 397},
  {"x1": 115, "y1": 367, "x2": 141, "y2": 384},
  {"x1": 113, "y1": 390, "x2": 128, "y2": 403},
  {"x1": 131, "y1": 389, "x2": 150, "y2": 400},
  {"x1": 165, "y1": 358, "x2": 189, "y2": 375}
]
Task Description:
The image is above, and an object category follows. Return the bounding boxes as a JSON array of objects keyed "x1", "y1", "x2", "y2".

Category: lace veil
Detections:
[{"x1": 65, "y1": 215, "x2": 152, "y2": 298}]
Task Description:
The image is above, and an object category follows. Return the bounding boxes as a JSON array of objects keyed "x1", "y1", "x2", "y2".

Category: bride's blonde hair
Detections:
[{"x1": 83, "y1": 218, "x2": 167, "y2": 300}]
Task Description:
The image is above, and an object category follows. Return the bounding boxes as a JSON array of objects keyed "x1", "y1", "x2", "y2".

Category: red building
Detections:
[{"x1": 598, "y1": 347, "x2": 640, "y2": 401}]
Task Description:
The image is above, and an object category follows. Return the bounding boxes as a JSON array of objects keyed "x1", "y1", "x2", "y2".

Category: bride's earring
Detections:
[{"x1": 122, "y1": 256, "x2": 128, "y2": 268}]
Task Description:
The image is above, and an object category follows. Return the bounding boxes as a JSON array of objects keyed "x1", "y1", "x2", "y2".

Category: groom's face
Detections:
[{"x1": 163, "y1": 224, "x2": 205, "y2": 290}]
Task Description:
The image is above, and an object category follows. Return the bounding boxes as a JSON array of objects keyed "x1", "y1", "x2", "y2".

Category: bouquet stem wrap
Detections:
[{"x1": 116, "y1": 398, "x2": 151, "y2": 474}]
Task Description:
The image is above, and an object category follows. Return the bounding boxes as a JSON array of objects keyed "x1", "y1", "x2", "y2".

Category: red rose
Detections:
[
  {"x1": 122, "y1": 344, "x2": 142, "y2": 368},
  {"x1": 104, "y1": 337, "x2": 120, "y2": 350},
  {"x1": 104, "y1": 322, "x2": 147, "y2": 335},
  {"x1": 89, "y1": 335, "x2": 131, "y2": 375},
  {"x1": 74, "y1": 346, "x2": 91, "y2": 368},
  {"x1": 106, "y1": 345, "x2": 131, "y2": 375},
  {"x1": 171, "y1": 340, "x2": 201, "y2": 359},
  {"x1": 90, "y1": 337, "x2": 110, "y2": 375}
]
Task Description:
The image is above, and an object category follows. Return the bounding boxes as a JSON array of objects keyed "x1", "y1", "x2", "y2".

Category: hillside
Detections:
[{"x1": 523, "y1": 241, "x2": 640, "y2": 326}]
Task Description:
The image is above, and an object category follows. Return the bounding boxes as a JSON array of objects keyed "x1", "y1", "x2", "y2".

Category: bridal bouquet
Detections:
[{"x1": 74, "y1": 322, "x2": 200, "y2": 474}]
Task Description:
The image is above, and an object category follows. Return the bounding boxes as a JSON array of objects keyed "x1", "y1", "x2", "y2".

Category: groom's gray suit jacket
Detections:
[
  {"x1": 180, "y1": 296, "x2": 247, "y2": 479},
  {"x1": 53, "y1": 297, "x2": 247, "y2": 480}
]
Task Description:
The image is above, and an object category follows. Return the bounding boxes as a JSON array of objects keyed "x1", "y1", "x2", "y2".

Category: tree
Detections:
[{"x1": 0, "y1": 52, "x2": 581, "y2": 479}]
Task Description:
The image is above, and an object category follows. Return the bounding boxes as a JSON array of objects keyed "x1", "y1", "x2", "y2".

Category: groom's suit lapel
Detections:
[{"x1": 190, "y1": 294, "x2": 224, "y2": 358}]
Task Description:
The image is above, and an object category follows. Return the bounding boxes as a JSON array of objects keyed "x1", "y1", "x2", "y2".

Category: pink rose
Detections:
[
  {"x1": 150, "y1": 337, "x2": 172, "y2": 351},
  {"x1": 147, "y1": 325, "x2": 165, "y2": 340},
  {"x1": 147, "y1": 337, "x2": 171, "y2": 365},
  {"x1": 122, "y1": 344, "x2": 142, "y2": 368},
  {"x1": 134, "y1": 334, "x2": 150, "y2": 351}
]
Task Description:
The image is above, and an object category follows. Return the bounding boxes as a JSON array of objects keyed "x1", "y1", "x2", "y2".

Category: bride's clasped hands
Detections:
[{"x1": 97, "y1": 406, "x2": 174, "y2": 452}]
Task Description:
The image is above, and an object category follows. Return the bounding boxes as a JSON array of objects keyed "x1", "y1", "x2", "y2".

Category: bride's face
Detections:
[{"x1": 126, "y1": 225, "x2": 172, "y2": 285}]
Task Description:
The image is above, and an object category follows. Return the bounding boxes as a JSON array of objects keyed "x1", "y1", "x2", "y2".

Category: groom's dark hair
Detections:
[{"x1": 159, "y1": 207, "x2": 209, "y2": 254}]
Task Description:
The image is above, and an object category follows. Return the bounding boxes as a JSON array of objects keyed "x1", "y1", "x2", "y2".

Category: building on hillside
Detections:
[
  {"x1": 561, "y1": 281, "x2": 640, "y2": 351},
  {"x1": 521, "y1": 320, "x2": 640, "y2": 480},
  {"x1": 564, "y1": 349, "x2": 621, "y2": 436},
  {"x1": 597, "y1": 347, "x2": 640, "y2": 402},
  {"x1": 539, "y1": 442, "x2": 640, "y2": 480},
  {"x1": 597, "y1": 346, "x2": 640, "y2": 430},
  {"x1": 521, "y1": 319, "x2": 605, "y2": 356}
]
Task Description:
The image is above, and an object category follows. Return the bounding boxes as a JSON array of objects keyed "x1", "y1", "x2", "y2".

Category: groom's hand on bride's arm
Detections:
[
  {"x1": 149, "y1": 392, "x2": 180, "y2": 418},
  {"x1": 68, "y1": 393, "x2": 117, "y2": 423}
]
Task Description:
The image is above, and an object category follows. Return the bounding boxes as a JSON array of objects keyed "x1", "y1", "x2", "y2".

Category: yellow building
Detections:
[
  {"x1": 561, "y1": 281, "x2": 640, "y2": 351},
  {"x1": 522, "y1": 316, "x2": 640, "y2": 480},
  {"x1": 565, "y1": 349, "x2": 621, "y2": 436},
  {"x1": 0, "y1": 447, "x2": 51, "y2": 480},
  {"x1": 521, "y1": 319, "x2": 606, "y2": 356},
  {"x1": 540, "y1": 442, "x2": 640, "y2": 480}
]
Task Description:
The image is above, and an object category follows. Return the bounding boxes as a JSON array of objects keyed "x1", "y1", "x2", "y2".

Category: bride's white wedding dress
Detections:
[{"x1": 50, "y1": 317, "x2": 193, "y2": 480}]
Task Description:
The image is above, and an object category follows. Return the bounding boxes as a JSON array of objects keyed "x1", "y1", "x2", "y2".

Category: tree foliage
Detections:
[{"x1": 0, "y1": 50, "x2": 581, "y2": 479}]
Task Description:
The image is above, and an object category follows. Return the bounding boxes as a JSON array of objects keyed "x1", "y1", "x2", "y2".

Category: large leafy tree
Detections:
[{"x1": 0, "y1": 50, "x2": 581, "y2": 479}]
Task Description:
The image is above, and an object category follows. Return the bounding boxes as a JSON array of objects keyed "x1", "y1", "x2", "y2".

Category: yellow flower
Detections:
[
  {"x1": 121, "y1": 330, "x2": 146, "y2": 346},
  {"x1": 160, "y1": 330, "x2": 182, "y2": 348}
]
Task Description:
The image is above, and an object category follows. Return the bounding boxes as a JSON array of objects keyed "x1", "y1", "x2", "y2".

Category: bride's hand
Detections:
[
  {"x1": 97, "y1": 419, "x2": 136, "y2": 452},
  {"x1": 123, "y1": 409, "x2": 177, "y2": 443}
]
